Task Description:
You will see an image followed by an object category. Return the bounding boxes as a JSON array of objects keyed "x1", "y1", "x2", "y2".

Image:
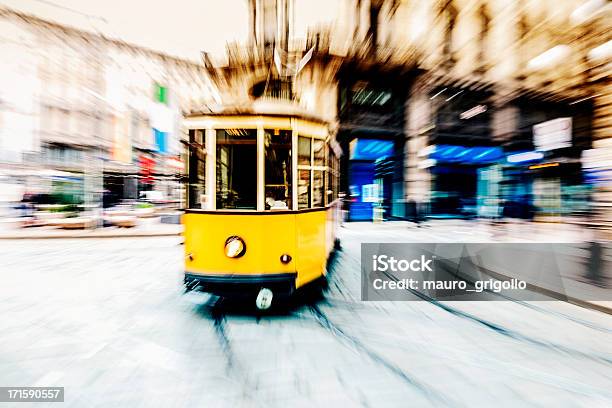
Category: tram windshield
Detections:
[
  {"x1": 184, "y1": 117, "x2": 340, "y2": 211},
  {"x1": 216, "y1": 129, "x2": 257, "y2": 210},
  {"x1": 264, "y1": 129, "x2": 292, "y2": 210}
]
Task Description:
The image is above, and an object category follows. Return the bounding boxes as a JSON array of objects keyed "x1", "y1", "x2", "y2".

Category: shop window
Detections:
[
  {"x1": 216, "y1": 129, "x2": 257, "y2": 210},
  {"x1": 41, "y1": 144, "x2": 83, "y2": 165},
  {"x1": 351, "y1": 83, "x2": 392, "y2": 108},
  {"x1": 265, "y1": 129, "x2": 292, "y2": 210},
  {"x1": 187, "y1": 129, "x2": 205, "y2": 209}
]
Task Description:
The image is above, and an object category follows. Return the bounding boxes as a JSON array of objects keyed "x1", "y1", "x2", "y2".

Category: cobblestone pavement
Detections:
[{"x1": 1, "y1": 222, "x2": 611, "y2": 407}]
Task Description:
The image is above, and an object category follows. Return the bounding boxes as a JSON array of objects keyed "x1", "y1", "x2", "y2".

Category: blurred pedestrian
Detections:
[
  {"x1": 18, "y1": 193, "x2": 34, "y2": 218},
  {"x1": 16, "y1": 193, "x2": 36, "y2": 227},
  {"x1": 413, "y1": 200, "x2": 426, "y2": 228},
  {"x1": 585, "y1": 241, "x2": 606, "y2": 287}
]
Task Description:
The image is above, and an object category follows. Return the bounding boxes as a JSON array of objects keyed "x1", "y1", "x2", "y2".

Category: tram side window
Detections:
[
  {"x1": 327, "y1": 147, "x2": 334, "y2": 204},
  {"x1": 265, "y1": 129, "x2": 292, "y2": 210},
  {"x1": 333, "y1": 155, "x2": 340, "y2": 200},
  {"x1": 187, "y1": 129, "x2": 206, "y2": 209},
  {"x1": 298, "y1": 135, "x2": 329, "y2": 209},
  {"x1": 298, "y1": 136, "x2": 312, "y2": 209},
  {"x1": 313, "y1": 139, "x2": 325, "y2": 167},
  {"x1": 327, "y1": 168, "x2": 333, "y2": 204},
  {"x1": 298, "y1": 136, "x2": 311, "y2": 166},
  {"x1": 326, "y1": 146, "x2": 340, "y2": 204},
  {"x1": 312, "y1": 170, "x2": 325, "y2": 208},
  {"x1": 216, "y1": 129, "x2": 257, "y2": 210},
  {"x1": 298, "y1": 169, "x2": 311, "y2": 209}
]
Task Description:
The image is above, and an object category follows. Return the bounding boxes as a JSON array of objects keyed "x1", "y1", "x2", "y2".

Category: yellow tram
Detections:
[{"x1": 182, "y1": 113, "x2": 341, "y2": 309}]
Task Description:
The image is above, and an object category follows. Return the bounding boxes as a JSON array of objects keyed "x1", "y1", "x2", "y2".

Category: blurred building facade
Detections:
[
  {"x1": 328, "y1": 0, "x2": 610, "y2": 222},
  {"x1": 0, "y1": 8, "x2": 217, "y2": 209},
  {"x1": 207, "y1": 0, "x2": 610, "y2": 222},
  {"x1": 212, "y1": 0, "x2": 607, "y2": 223},
  {"x1": 0, "y1": 1, "x2": 610, "y2": 224}
]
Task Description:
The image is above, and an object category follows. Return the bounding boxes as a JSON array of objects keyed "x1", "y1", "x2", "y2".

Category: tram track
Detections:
[
  {"x1": 305, "y1": 303, "x2": 458, "y2": 407},
  {"x1": 433, "y1": 257, "x2": 612, "y2": 333},
  {"x1": 310, "y1": 251, "x2": 612, "y2": 401},
  {"x1": 307, "y1": 301, "x2": 612, "y2": 402},
  {"x1": 202, "y1": 297, "x2": 268, "y2": 407},
  {"x1": 303, "y1": 245, "x2": 612, "y2": 401},
  {"x1": 210, "y1": 305, "x2": 237, "y2": 371},
  {"x1": 469, "y1": 284, "x2": 612, "y2": 333},
  {"x1": 193, "y1": 241, "x2": 611, "y2": 404},
  {"x1": 378, "y1": 269, "x2": 612, "y2": 366},
  {"x1": 334, "y1": 238, "x2": 611, "y2": 347}
]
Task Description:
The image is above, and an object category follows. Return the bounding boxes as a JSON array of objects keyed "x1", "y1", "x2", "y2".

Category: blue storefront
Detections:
[
  {"x1": 347, "y1": 139, "x2": 395, "y2": 221},
  {"x1": 427, "y1": 145, "x2": 504, "y2": 218}
]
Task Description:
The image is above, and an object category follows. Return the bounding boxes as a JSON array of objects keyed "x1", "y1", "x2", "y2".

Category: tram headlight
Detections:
[{"x1": 224, "y1": 236, "x2": 246, "y2": 258}]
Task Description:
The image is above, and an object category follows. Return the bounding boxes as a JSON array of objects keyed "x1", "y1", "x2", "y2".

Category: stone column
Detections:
[
  {"x1": 588, "y1": 78, "x2": 612, "y2": 233},
  {"x1": 404, "y1": 80, "x2": 434, "y2": 216}
]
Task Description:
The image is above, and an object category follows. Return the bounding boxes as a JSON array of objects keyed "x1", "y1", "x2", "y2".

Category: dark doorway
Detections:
[{"x1": 431, "y1": 165, "x2": 478, "y2": 216}]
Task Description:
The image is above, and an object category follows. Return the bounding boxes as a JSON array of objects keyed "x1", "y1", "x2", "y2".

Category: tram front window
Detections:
[
  {"x1": 264, "y1": 129, "x2": 292, "y2": 210},
  {"x1": 216, "y1": 129, "x2": 257, "y2": 210}
]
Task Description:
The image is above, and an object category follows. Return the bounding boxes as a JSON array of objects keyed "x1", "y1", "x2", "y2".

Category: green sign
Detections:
[{"x1": 154, "y1": 83, "x2": 168, "y2": 104}]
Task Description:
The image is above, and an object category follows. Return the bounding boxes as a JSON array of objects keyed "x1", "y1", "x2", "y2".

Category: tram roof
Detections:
[
  {"x1": 184, "y1": 116, "x2": 334, "y2": 139},
  {"x1": 185, "y1": 102, "x2": 332, "y2": 127},
  {"x1": 185, "y1": 112, "x2": 328, "y2": 124}
]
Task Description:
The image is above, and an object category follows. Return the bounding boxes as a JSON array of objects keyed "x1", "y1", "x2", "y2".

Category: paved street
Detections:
[{"x1": 1, "y1": 222, "x2": 612, "y2": 407}]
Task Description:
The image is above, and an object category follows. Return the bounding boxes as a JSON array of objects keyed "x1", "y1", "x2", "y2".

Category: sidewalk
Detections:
[{"x1": 0, "y1": 217, "x2": 182, "y2": 239}]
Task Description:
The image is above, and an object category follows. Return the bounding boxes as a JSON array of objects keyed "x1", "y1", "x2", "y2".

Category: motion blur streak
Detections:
[{"x1": 0, "y1": 0, "x2": 610, "y2": 407}]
